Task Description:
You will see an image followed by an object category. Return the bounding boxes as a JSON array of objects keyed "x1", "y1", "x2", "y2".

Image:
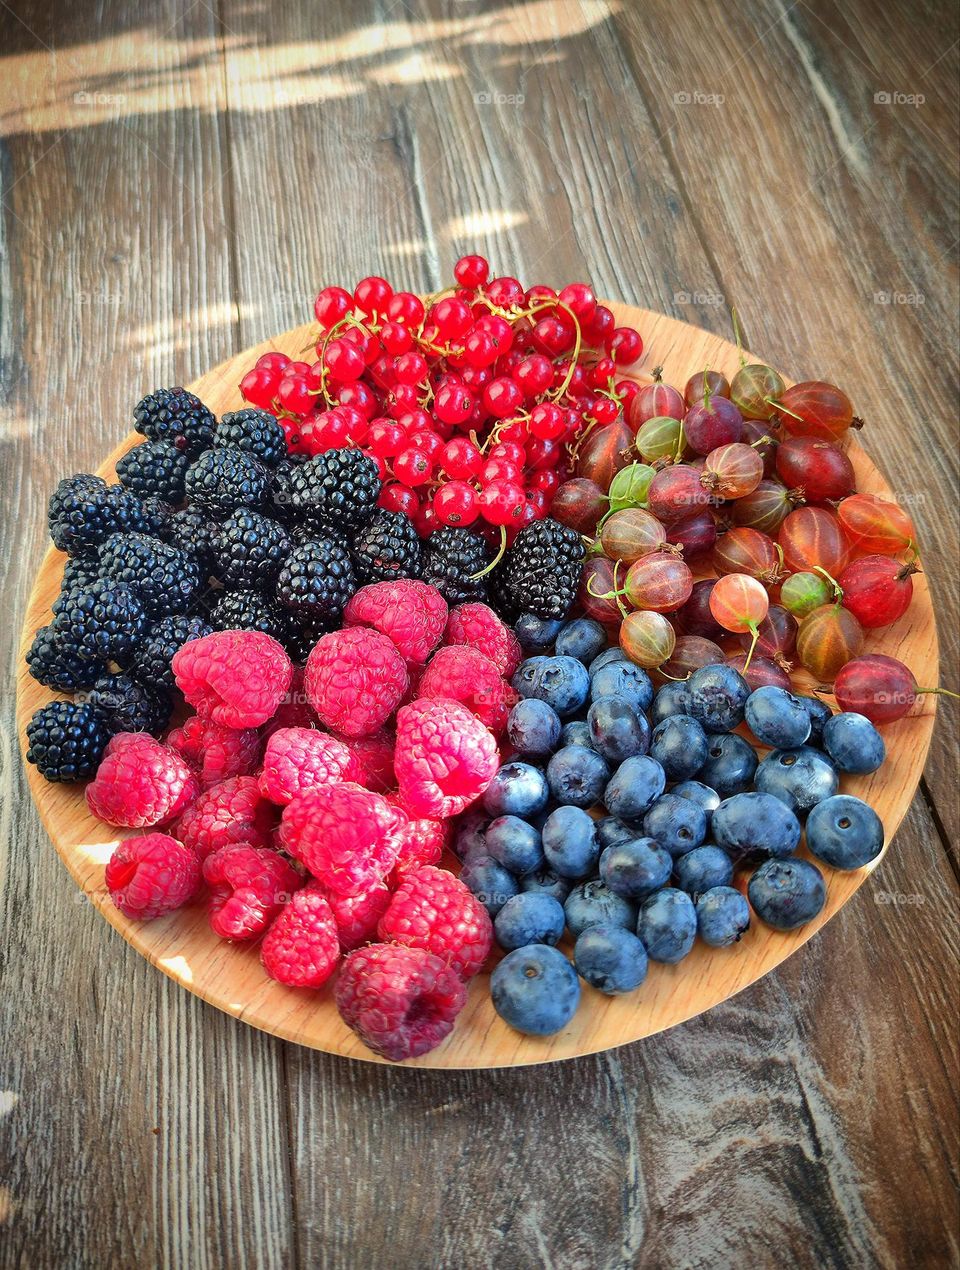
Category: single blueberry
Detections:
[
  {"x1": 755, "y1": 746, "x2": 839, "y2": 814},
  {"x1": 599, "y1": 837, "x2": 673, "y2": 900},
  {"x1": 805, "y1": 794, "x2": 885, "y2": 870},
  {"x1": 671, "y1": 780, "x2": 722, "y2": 825},
  {"x1": 636, "y1": 888, "x2": 698, "y2": 963},
  {"x1": 688, "y1": 663, "x2": 750, "y2": 733},
  {"x1": 512, "y1": 655, "x2": 591, "y2": 718},
  {"x1": 491, "y1": 944, "x2": 581, "y2": 1035},
  {"x1": 556, "y1": 617, "x2": 608, "y2": 664},
  {"x1": 643, "y1": 793, "x2": 708, "y2": 858},
  {"x1": 483, "y1": 761, "x2": 550, "y2": 817},
  {"x1": 822, "y1": 712, "x2": 886, "y2": 774},
  {"x1": 560, "y1": 720, "x2": 594, "y2": 748},
  {"x1": 797, "y1": 694, "x2": 833, "y2": 744},
  {"x1": 588, "y1": 646, "x2": 627, "y2": 675},
  {"x1": 546, "y1": 745, "x2": 610, "y2": 808},
  {"x1": 574, "y1": 924, "x2": 649, "y2": 994},
  {"x1": 674, "y1": 844, "x2": 734, "y2": 897},
  {"x1": 507, "y1": 698, "x2": 562, "y2": 758},
  {"x1": 520, "y1": 866, "x2": 573, "y2": 903},
  {"x1": 587, "y1": 698, "x2": 650, "y2": 764},
  {"x1": 710, "y1": 791, "x2": 802, "y2": 862},
  {"x1": 494, "y1": 892, "x2": 566, "y2": 951},
  {"x1": 697, "y1": 733, "x2": 758, "y2": 796},
  {"x1": 453, "y1": 809, "x2": 488, "y2": 861},
  {"x1": 564, "y1": 879, "x2": 638, "y2": 938},
  {"x1": 589, "y1": 661, "x2": 654, "y2": 714},
  {"x1": 596, "y1": 815, "x2": 636, "y2": 850},
  {"x1": 514, "y1": 614, "x2": 564, "y2": 651},
  {"x1": 459, "y1": 854, "x2": 519, "y2": 917},
  {"x1": 695, "y1": 885, "x2": 751, "y2": 947},
  {"x1": 541, "y1": 805, "x2": 601, "y2": 879},
  {"x1": 484, "y1": 815, "x2": 545, "y2": 877},
  {"x1": 650, "y1": 714, "x2": 709, "y2": 781},
  {"x1": 603, "y1": 755, "x2": 666, "y2": 822},
  {"x1": 650, "y1": 681, "x2": 694, "y2": 725},
  {"x1": 744, "y1": 686, "x2": 812, "y2": 749},
  {"x1": 511, "y1": 655, "x2": 549, "y2": 696},
  {"x1": 748, "y1": 857, "x2": 826, "y2": 930}
]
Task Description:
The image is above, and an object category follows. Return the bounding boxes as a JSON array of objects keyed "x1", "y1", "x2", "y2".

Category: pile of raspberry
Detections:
[{"x1": 80, "y1": 584, "x2": 524, "y2": 1062}]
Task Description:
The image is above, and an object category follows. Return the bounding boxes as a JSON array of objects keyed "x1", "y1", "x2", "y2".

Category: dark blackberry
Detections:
[
  {"x1": 211, "y1": 509, "x2": 292, "y2": 590},
  {"x1": 52, "y1": 578, "x2": 149, "y2": 664},
  {"x1": 350, "y1": 510, "x2": 422, "y2": 585},
  {"x1": 141, "y1": 497, "x2": 176, "y2": 539},
  {"x1": 268, "y1": 457, "x2": 303, "y2": 524},
  {"x1": 48, "y1": 475, "x2": 149, "y2": 557},
  {"x1": 25, "y1": 700, "x2": 110, "y2": 782},
  {"x1": 116, "y1": 440, "x2": 189, "y2": 504},
  {"x1": 131, "y1": 614, "x2": 211, "y2": 689},
  {"x1": 98, "y1": 532, "x2": 201, "y2": 618},
  {"x1": 284, "y1": 618, "x2": 337, "y2": 665},
  {"x1": 86, "y1": 672, "x2": 173, "y2": 736},
  {"x1": 495, "y1": 518, "x2": 585, "y2": 621},
  {"x1": 133, "y1": 386, "x2": 216, "y2": 458},
  {"x1": 208, "y1": 589, "x2": 288, "y2": 640},
  {"x1": 185, "y1": 447, "x2": 270, "y2": 517},
  {"x1": 166, "y1": 507, "x2": 218, "y2": 575},
  {"x1": 216, "y1": 408, "x2": 287, "y2": 467},
  {"x1": 286, "y1": 449, "x2": 381, "y2": 533},
  {"x1": 26, "y1": 624, "x2": 104, "y2": 692},
  {"x1": 421, "y1": 528, "x2": 491, "y2": 605},
  {"x1": 277, "y1": 537, "x2": 356, "y2": 621},
  {"x1": 61, "y1": 555, "x2": 102, "y2": 593}
]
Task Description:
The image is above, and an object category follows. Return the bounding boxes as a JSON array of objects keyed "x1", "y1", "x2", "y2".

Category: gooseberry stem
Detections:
[
  {"x1": 741, "y1": 622, "x2": 760, "y2": 672},
  {"x1": 813, "y1": 565, "x2": 843, "y2": 602}
]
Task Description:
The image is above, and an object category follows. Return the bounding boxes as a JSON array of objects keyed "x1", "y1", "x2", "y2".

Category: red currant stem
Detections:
[
  {"x1": 731, "y1": 307, "x2": 747, "y2": 368},
  {"x1": 317, "y1": 313, "x2": 372, "y2": 406},
  {"x1": 567, "y1": 417, "x2": 599, "y2": 465},
  {"x1": 916, "y1": 687, "x2": 960, "y2": 700},
  {"x1": 741, "y1": 622, "x2": 760, "y2": 672},
  {"x1": 469, "y1": 526, "x2": 508, "y2": 580},
  {"x1": 812, "y1": 565, "x2": 843, "y2": 602},
  {"x1": 519, "y1": 297, "x2": 582, "y2": 402}
]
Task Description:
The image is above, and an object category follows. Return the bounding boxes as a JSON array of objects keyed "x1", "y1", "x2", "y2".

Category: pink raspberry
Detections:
[
  {"x1": 167, "y1": 715, "x2": 262, "y2": 789},
  {"x1": 261, "y1": 667, "x2": 316, "y2": 740},
  {"x1": 259, "y1": 727, "x2": 360, "y2": 805},
  {"x1": 261, "y1": 885, "x2": 340, "y2": 988},
  {"x1": 173, "y1": 775, "x2": 276, "y2": 860},
  {"x1": 338, "y1": 730, "x2": 396, "y2": 793},
  {"x1": 418, "y1": 645, "x2": 513, "y2": 733},
  {"x1": 304, "y1": 627, "x2": 408, "y2": 737},
  {"x1": 86, "y1": 734, "x2": 198, "y2": 828},
  {"x1": 394, "y1": 699, "x2": 499, "y2": 819},
  {"x1": 378, "y1": 865, "x2": 493, "y2": 978},
  {"x1": 334, "y1": 942, "x2": 467, "y2": 1062},
  {"x1": 386, "y1": 796, "x2": 450, "y2": 876},
  {"x1": 344, "y1": 579, "x2": 447, "y2": 664},
  {"x1": 203, "y1": 845, "x2": 302, "y2": 940},
  {"x1": 445, "y1": 602, "x2": 522, "y2": 677},
  {"x1": 281, "y1": 782, "x2": 403, "y2": 895},
  {"x1": 323, "y1": 881, "x2": 392, "y2": 951},
  {"x1": 173, "y1": 630, "x2": 293, "y2": 728},
  {"x1": 105, "y1": 833, "x2": 200, "y2": 921}
]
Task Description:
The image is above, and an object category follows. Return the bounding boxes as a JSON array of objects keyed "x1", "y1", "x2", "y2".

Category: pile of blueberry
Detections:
[{"x1": 455, "y1": 615, "x2": 887, "y2": 1038}]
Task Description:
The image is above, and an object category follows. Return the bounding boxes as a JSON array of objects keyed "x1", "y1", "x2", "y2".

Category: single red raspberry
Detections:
[
  {"x1": 261, "y1": 885, "x2": 340, "y2": 987},
  {"x1": 378, "y1": 865, "x2": 493, "y2": 978},
  {"x1": 338, "y1": 729, "x2": 396, "y2": 793},
  {"x1": 394, "y1": 699, "x2": 499, "y2": 819},
  {"x1": 344, "y1": 579, "x2": 447, "y2": 664},
  {"x1": 261, "y1": 667, "x2": 316, "y2": 740},
  {"x1": 323, "y1": 881, "x2": 392, "y2": 951},
  {"x1": 105, "y1": 832, "x2": 201, "y2": 920},
  {"x1": 418, "y1": 645, "x2": 513, "y2": 732},
  {"x1": 203, "y1": 845, "x2": 302, "y2": 940},
  {"x1": 445, "y1": 602, "x2": 522, "y2": 677},
  {"x1": 334, "y1": 942, "x2": 467, "y2": 1061},
  {"x1": 281, "y1": 782, "x2": 403, "y2": 895},
  {"x1": 304, "y1": 628, "x2": 408, "y2": 737},
  {"x1": 173, "y1": 775, "x2": 276, "y2": 860},
  {"x1": 86, "y1": 734, "x2": 199, "y2": 828},
  {"x1": 167, "y1": 715, "x2": 262, "y2": 789},
  {"x1": 259, "y1": 727, "x2": 360, "y2": 805},
  {"x1": 173, "y1": 630, "x2": 293, "y2": 728},
  {"x1": 386, "y1": 796, "x2": 450, "y2": 876}
]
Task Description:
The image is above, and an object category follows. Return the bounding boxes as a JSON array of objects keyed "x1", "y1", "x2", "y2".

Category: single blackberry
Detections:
[
  {"x1": 208, "y1": 588, "x2": 288, "y2": 640},
  {"x1": 26, "y1": 624, "x2": 104, "y2": 692},
  {"x1": 86, "y1": 672, "x2": 173, "y2": 736},
  {"x1": 61, "y1": 554, "x2": 102, "y2": 593},
  {"x1": 131, "y1": 614, "x2": 211, "y2": 688},
  {"x1": 185, "y1": 447, "x2": 270, "y2": 517},
  {"x1": 133, "y1": 386, "x2": 216, "y2": 458},
  {"x1": 277, "y1": 537, "x2": 356, "y2": 621},
  {"x1": 25, "y1": 700, "x2": 111, "y2": 782},
  {"x1": 141, "y1": 497, "x2": 175, "y2": 539},
  {"x1": 286, "y1": 449, "x2": 381, "y2": 533},
  {"x1": 48, "y1": 475, "x2": 149, "y2": 557},
  {"x1": 350, "y1": 510, "x2": 422, "y2": 585},
  {"x1": 98, "y1": 532, "x2": 201, "y2": 618},
  {"x1": 421, "y1": 528, "x2": 491, "y2": 605},
  {"x1": 495, "y1": 518, "x2": 585, "y2": 621},
  {"x1": 52, "y1": 578, "x2": 149, "y2": 664},
  {"x1": 116, "y1": 440, "x2": 190, "y2": 504},
  {"x1": 216, "y1": 408, "x2": 287, "y2": 467},
  {"x1": 166, "y1": 507, "x2": 218, "y2": 576},
  {"x1": 211, "y1": 509, "x2": 292, "y2": 590}
]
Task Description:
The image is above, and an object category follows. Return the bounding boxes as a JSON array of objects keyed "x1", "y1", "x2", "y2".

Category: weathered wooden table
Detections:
[{"x1": 1, "y1": 2, "x2": 957, "y2": 1266}]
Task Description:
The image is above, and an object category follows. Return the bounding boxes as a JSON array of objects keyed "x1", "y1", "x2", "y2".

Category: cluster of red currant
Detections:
[{"x1": 238, "y1": 256, "x2": 642, "y2": 545}]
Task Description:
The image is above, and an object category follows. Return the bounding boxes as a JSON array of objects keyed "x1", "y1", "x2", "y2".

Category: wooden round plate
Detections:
[{"x1": 16, "y1": 304, "x2": 940, "y2": 1068}]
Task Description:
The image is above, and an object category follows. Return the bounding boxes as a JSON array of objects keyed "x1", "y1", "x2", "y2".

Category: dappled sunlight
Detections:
[
  {"x1": 159, "y1": 953, "x2": 194, "y2": 984},
  {"x1": 444, "y1": 210, "x2": 529, "y2": 238}
]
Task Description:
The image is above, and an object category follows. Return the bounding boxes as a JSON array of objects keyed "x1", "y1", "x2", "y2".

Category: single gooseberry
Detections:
[
  {"x1": 729, "y1": 363, "x2": 786, "y2": 421},
  {"x1": 775, "y1": 437, "x2": 855, "y2": 503},
  {"x1": 712, "y1": 527, "x2": 786, "y2": 586},
  {"x1": 701, "y1": 442, "x2": 764, "y2": 499},
  {"x1": 635, "y1": 415, "x2": 685, "y2": 462},
  {"x1": 796, "y1": 604, "x2": 865, "y2": 679},
  {"x1": 620, "y1": 610, "x2": 677, "y2": 669},
  {"x1": 619, "y1": 552, "x2": 693, "y2": 613},
  {"x1": 739, "y1": 604, "x2": 798, "y2": 663},
  {"x1": 836, "y1": 493, "x2": 917, "y2": 556},
  {"x1": 550, "y1": 478, "x2": 607, "y2": 535},
  {"x1": 773, "y1": 381, "x2": 856, "y2": 441},
  {"x1": 662, "y1": 635, "x2": 726, "y2": 680},
  {"x1": 730, "y1": 479, "x2": 803, "y2": 534},
  {"x1": 608, "y1": 462, "x2": 656, "y2": 511},
  {"x1": 628, "y1": 373, "x2": 685, "y2": 429},
  {"x1": 647, "y1": 464, "x2": 714, "y2": 523},
  {"x1": 838, "y1": 555, "x2": 919, "y2": 629},
  {"x1": 709, "y1": 573, "x2": 770, "y2": 668},
  {"x1": 580, "y1": 557, "x2": 625, "y2": 627},
  {"x1": 665, "y1": 510, "x2": 718, "y2": 558},
  {"x1": 600, "y1": 508, "x2": 668, "y2": 564},
  {"x1": 575, "y1": 419, "x2": 633, "y2": 490},
  {"x1": 683, "y1": 369, "x2": 729, "y2": 407},
  {"x1": 832, "y1": 654, "x2": 921, "y2": 724},
  {"x1": 780, "y1": 571, "x2": 836, "y2": 618},
  {"x1": 779, "y1": 506, "x2": 848, "y2": 575},
  {"x1": 683, "y1": 395, "x2": 744, "y2": 455}
]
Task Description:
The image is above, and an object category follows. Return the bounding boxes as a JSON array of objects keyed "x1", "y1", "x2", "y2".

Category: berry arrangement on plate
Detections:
[{"x1": 21, "y1": 257, "x2": 955, "y2": 1062}]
